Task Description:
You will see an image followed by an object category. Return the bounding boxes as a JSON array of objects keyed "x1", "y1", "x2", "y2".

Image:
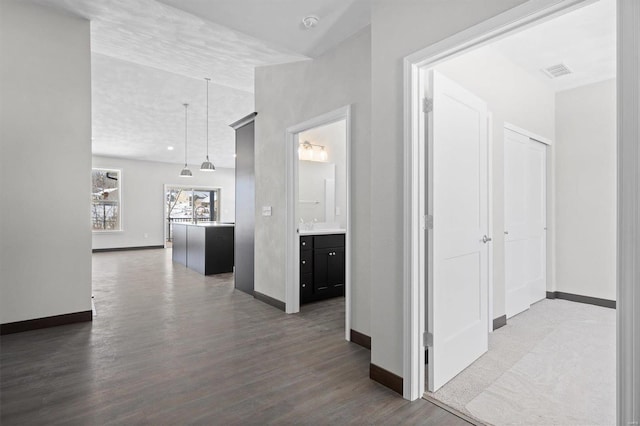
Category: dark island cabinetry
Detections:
[{"x1": 300, "y1": 233, "x2": 345, "y2": 304}]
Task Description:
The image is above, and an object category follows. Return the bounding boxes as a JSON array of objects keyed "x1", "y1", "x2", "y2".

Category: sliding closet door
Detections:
[{"x1": 504, "y1": 128, "x2": 547, "y2": 318}]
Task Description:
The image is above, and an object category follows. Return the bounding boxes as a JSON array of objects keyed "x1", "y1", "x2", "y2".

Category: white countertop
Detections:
[
  {"x1": 299, "y1": 228, "x2": 346, "y2": 236},
  {"x1": 173, "y1": 222, "x2": 235, "y2": 227}
]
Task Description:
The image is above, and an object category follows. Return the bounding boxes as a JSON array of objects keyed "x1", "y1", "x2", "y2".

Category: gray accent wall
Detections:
[
  {"x1": 0, "y1": 0, "x2": 92, "y2": 324},
  {"x1": 254, "y1": 28, "x2": 371, "y2": 335}
]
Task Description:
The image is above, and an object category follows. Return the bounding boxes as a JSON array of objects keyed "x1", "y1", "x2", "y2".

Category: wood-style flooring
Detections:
[{"x1": 1, "y1": 249, "x2": 468, "y2": 425}]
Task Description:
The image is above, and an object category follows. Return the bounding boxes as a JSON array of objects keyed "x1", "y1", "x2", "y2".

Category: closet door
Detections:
[{"x1": 504, "y1": 128, "x2": 547, "y2": 318}]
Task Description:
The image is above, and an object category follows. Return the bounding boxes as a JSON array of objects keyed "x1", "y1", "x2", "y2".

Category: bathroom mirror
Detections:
[{"x1": 298, "y1": 161, "x2": 336, "y2": 223}]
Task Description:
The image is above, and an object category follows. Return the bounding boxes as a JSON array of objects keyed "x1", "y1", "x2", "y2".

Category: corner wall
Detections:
[
  {"x1": 0, "y1": 0, "x2": 92, "y2": 324},
  {"x1": 254, "y1": 29, "x2": 372, "y2": 335},
  {"x1": 92, "y1": 156, "x2": 235, "y2": 250},
  {"x1": 555, "y1": 79, "x2": 616, "y2": 301}
]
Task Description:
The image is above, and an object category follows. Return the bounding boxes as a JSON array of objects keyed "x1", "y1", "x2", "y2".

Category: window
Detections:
[
  {"x1": 165, "y1": 186, "x2": 220, "y2": 242},
  {"x1": 92, "y1": 168, "x2": 121, "y2": 231}
]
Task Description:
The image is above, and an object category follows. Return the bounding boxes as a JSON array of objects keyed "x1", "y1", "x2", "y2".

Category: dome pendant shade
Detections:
[
  {"x1": 180, "y1": 165, "x2": 193, "y2": 177},
  {"x1": 200, "y1": 156, "x2": 215, "y2": 171}
]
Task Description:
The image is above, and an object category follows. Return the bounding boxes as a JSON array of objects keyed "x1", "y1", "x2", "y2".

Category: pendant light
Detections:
[
  {"x1": 200, "y1": 78, "x2": 216, "y2": 172},
  {"x1": 179, "y1": 103, "x2": 193, "y2": 177}
]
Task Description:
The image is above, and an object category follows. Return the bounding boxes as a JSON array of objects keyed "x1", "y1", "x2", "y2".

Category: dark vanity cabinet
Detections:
[{"x1": 300, "y1": 234, "x2": 345, "y2": 304}]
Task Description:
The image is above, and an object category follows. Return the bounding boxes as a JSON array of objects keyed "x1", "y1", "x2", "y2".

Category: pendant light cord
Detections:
[
  {"x1": 205, "y1": 78, "x2": 210, "y2": 159},
  {"x1": 184, "y1": 103, "x2": 189, "y2": 165}
]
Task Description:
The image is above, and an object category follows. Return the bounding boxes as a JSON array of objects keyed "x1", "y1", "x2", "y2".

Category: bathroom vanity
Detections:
[{"x1": 299, "y1": 230, "x2": 345, "y2": 304}]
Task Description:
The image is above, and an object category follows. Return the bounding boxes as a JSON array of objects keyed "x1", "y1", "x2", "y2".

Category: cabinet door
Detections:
[
  {"x1": 300, "y1": 273, "x2": 314, "y2": 303},
  {"x1": 313, "y1": 248, "x2": 331, "y2": 295},
  {"x1": 300, "y1": 249, "x2": 313, "y2": 274},
  {"x1": 313, "y1": 247, "x2": 345, "y2": 297},
  {"x1": 328, "y1": 247, "x2": 345, "y2": 292}
]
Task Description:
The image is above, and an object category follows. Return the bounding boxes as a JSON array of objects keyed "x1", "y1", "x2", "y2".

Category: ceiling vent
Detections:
[{"x1": 542, "y1": 63, "x2": 572, "y2": 79}]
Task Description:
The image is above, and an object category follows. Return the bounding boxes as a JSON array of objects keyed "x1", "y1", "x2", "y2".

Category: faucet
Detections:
[{"x1": 194, "y1": 205, "x2": 207, "y2": 224}]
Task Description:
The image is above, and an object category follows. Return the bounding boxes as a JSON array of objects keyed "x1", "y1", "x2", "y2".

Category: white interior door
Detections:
[
  {"x1": 504, "y1": 129, "x2": 547, "y2": 319},
  {"x1": 427, "y1": 70, "x2": 489, "y2": 392}
]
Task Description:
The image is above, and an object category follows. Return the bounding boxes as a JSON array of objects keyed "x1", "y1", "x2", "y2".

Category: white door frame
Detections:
[
  {"x1": 284, "y1": 105, "x2": 352, "y2": 341},
  {"x1": 403, "y1": 2, "x2": 640, "y2": 423}
]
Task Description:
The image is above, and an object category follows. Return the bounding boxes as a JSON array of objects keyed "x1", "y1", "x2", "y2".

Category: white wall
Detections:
[
  {"x1": 298, "y1": 119, "x2": 347, "y2": 228},
  {"x1": 555, "y1": 79, "x2": 616, "y2": 300},
  {"x1": 254, "y1": 28, "x2": 371, "y2": 335},
  {"x1": 435, "y1": 46, "x2": 556, "y2": 318},
  {"x1": 92, "y1": 156, "x2": 235, "y2": 250},
  {"x1": 0, "y1": 0, "x2": 92, "y2": 323},
  {"x1": 370, "y1": 0, "x2": 527, "y2": 377}
]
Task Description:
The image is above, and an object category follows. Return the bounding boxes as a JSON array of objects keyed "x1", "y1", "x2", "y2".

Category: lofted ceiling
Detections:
[
  {"x1": 490, "y1": 0, "x2": 616, "y2": 92},
  {"x1": 35, "y1": 0, "x2": 314, "y2": 168},
  {"x1": 157, "y1": 0, "x2": 372, "y2": 58}
]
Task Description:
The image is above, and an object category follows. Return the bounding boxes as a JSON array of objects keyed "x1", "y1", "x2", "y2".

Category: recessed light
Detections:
[{"x1": 167, "y1": 146, "x2": 174, "y2": 151}]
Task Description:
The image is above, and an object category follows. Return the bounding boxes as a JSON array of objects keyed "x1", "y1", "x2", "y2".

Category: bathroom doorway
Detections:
[{"x1": 285, "y1": 106, "x2": 352, "y2": 341}]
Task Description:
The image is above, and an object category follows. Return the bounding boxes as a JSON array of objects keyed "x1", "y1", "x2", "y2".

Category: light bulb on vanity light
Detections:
[{"x1": 318, "y1": 146, "x2": 328, "y2": 162}]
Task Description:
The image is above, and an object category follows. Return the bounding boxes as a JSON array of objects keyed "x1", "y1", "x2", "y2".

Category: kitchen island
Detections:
[{"x1": 172, "y1": 222, "x2": 234, "y2": 275}]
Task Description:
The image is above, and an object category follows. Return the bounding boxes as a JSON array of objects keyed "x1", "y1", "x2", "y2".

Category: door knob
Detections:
[{"x1": 482, "y1": 235, "x2": 492, "y2": 243}]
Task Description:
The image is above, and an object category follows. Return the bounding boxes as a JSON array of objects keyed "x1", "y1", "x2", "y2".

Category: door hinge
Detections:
[
  {"x1": 423, "y1": 215, "x2": 433, "y2": 230},
  {"x1": 423, "y1": 97, "x2": 433, "y2": 113},
  {"x1": 423, "y1": 331, "x2": 433, "y2": 347}
]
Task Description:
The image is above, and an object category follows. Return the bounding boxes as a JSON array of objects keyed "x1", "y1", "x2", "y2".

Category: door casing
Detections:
[
  {"x1": 284, "y1": 106, "x2": 352, "y2": 342},
  {"x1": 403, "y1": 4, "x2": 638, "y2": 423}
]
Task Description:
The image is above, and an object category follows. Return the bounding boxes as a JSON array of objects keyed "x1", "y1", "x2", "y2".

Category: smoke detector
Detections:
[
  {"x1": 302, "y1": 15, "x2": 319, "y2": 29},
  {"x1": 542, "y1": 63, "x2": 573, "y2": 79}
]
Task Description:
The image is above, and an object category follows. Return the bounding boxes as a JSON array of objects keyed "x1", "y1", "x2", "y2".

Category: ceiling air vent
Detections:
[{"x1": 542, "y1": 63, "x2": 572, "y2": 79}]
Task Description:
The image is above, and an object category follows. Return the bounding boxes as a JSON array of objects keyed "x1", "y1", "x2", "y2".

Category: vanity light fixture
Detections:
[
  {"x1": 179, "y1": 103, "x2": 193, "y2": 177},
  {"x1": 298, "y1": 140, "x2": 328, "y2": 162},
  {"x1": 200, "y1": 78, "x2": 216, "y2": 172}
]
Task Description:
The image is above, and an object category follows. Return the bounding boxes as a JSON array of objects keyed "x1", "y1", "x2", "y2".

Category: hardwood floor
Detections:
[{"x1": 1, "y1": 249, "x2": 468, "y2": 425}]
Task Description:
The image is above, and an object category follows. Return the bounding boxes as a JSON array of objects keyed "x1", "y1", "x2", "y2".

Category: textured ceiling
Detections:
[
  {"x1": 38, "y1": 0, "x2": 306, "y2": 91},
  {"x1": 35, "y1": 0, "x2": 308, "y2": 166},
  {"x1": 158, "y1": 0, "x2": 372, "y2": 57},
  {"x1": 92, "y1": 54, "x2": 253, "y2": 168},
  {"x1": 491, "y1": 0, "x2": 616, "y2": 92}
]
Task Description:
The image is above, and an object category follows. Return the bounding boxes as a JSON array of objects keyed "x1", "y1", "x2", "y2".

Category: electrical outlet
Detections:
[
  {"x1": 262, "y1": 206, "x2": 272, "y2": 217},
  {"x1": 335, "y1": 207, "x2": 341, "y2": 216}
]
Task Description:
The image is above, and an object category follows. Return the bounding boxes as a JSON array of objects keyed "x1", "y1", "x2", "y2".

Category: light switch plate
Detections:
[{"x1": 262, "y1": 206, "x2": 272, "y2": 216}]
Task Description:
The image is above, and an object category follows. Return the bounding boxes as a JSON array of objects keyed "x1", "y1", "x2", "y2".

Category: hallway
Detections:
[{"x1": 1, "y1": 249, "x2": 467, "y2": 424}]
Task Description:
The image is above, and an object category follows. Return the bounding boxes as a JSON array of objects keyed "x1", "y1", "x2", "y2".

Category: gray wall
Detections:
[
  {"x1": 555, "y1": 79, "x2": 617, "y2": 301},
  {"x1": 370, "y1": 0, "x2": 527, "y2": 377},
  {"x1": 254, "y1": 29, "x2": 371, "y2": 335},
  {"x1": 0, "y1": 0, "x2": 92, "y2": 323},
  {"x1": 92, "y1": 156, "x2": 235, "y2": 250}
]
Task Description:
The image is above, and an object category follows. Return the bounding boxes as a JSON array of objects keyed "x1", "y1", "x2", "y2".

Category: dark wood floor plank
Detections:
[{"x1": 1, "y1": 249, "x2": 468, "y2": 425}]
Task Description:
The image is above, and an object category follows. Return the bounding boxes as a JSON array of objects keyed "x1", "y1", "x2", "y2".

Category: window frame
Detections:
[{"x1": 91, "y1": 168, "x2": 123, "y2": 233}]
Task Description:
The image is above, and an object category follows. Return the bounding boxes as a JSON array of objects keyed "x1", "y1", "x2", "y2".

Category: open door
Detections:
[{"x1": 427, "y1": 70, "x2": 489, "y2": 392}]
